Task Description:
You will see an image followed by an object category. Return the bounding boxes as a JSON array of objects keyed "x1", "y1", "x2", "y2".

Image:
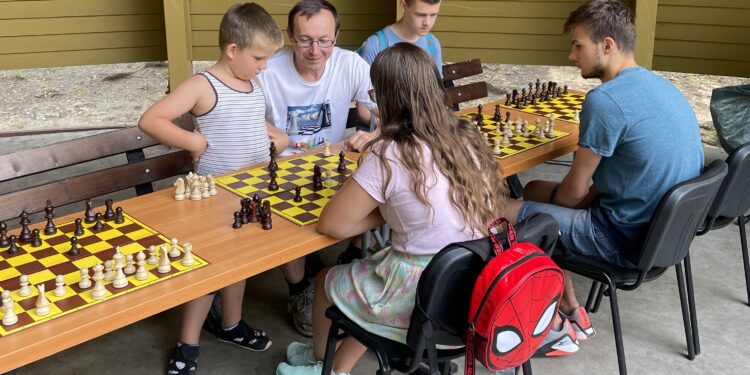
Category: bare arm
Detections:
[
  {"x1": 318, "y1": 178, "x2": 384, "y2": 239},
  {"x1": 266, "y1": 122, "x2": 289, "y2": 152},
  {"x1": 552, "y1": 147, "x2": 601, "y2": 208},
  {"x1": 138, "y1": 75, "x2": 209, "y2": 161}
]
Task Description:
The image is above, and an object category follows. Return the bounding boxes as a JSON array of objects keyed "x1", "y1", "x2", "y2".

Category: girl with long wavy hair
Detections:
[{"x1": 276, "y1": 42, "x2": 508, "y2": 375}]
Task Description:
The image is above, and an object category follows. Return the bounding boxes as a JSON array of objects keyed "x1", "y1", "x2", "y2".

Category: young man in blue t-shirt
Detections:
[
  {"x1": 357, "y1": 0, "x2": 442, "y2": 71},
  {"x1": 506, "y1": 0, "x2": 704, "y2": 358}
]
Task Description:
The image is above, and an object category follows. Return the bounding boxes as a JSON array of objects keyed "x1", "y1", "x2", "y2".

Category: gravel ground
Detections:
[{"x1": 1, "y1": 61, "x2": 748, "y2": 147}]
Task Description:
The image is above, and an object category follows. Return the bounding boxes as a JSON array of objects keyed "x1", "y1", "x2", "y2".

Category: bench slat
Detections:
[
  {"x1": 446, "y1": 81, "x2": 489, "y2": 106},
  {"x1": 442, "y1": 59, "x2": 483, "y2": 82}
]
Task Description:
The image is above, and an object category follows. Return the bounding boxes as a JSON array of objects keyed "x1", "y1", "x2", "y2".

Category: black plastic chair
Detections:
[
  {"x1": 696, "y1": 142, "x2": 750, "y2": 305},
  {"x1": 321, "y1": 213, "x2": 560, "y2": 375},
  {"x1": 551, "y1": 159, "x2": 727, "y2": 375}
]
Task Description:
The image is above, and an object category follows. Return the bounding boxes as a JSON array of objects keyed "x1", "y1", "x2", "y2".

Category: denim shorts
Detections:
[{"x1": 518, "y1": 201, "x2": 636, "y2": 269}]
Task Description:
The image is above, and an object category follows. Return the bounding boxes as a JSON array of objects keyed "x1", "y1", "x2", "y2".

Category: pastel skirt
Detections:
[{"x1": 325, "y1": 248, "x2": 434, "y2": 344}]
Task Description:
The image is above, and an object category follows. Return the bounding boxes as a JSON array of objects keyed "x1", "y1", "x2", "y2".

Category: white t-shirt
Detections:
[
  {"x1": 352, "y1": 143, "x2": 480, "y2": 255},
  {"x1": 259, "y1": 47, "x2": 375, "y2": 153}
]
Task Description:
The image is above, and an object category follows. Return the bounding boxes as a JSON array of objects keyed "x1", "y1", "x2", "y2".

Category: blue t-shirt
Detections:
[
  {"x1": 358, "y1": 26, "x2": 443, "y2": 74},
  {"x1": 579, "y1": 67, "x2": 704, "y2": 259}
]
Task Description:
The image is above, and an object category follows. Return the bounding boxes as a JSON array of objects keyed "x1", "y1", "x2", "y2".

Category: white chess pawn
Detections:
[
  {"x1": 1, "y1": 290, "x2": 10, "y2": 313},
  {"x1": 201, "y1": 179, "x2": 210, "y2": 199},
  {"x1": 492, "y1": 138, "x2": 502, "y2": 155},
  {"x1": 482, "y1": 132, "x2": 489, "y2": 143},
  {"x1": 18, "y1": 275, "x2": 31, "y2": 297},
  {"x1": 169, "y1": 238, "x2": 181, "y2": 258},
  {"x1": 157, "y1": 246, "x2": 172, "y2": 274},
  {"x1": 501, "y1": 132, "x2": 511, "y2": 145},
  {"x1": 135, "y1": 251, "x2": 149, "y2": 281},
  {"x1": 190, "y1": 179, "x2": 202, "y2": 200},
  {"x1": 35, "y1": 284, "x2": 51, "y2": 316},
  {"x1": 113, "y1": 247, "x2": 124, "y2": 268},
  {"x1": 91, "y1": 263, "x2": 107, "y2": 300},
  {"x1": 573, "y1": 109, "x2": 580, "y2": 122},
  {"x1": 181, "y1": 243, "x2": 195, "y2": 267},
  {"x1": 79, "y1": 268, "x2": 92, "y2": 289},
  {"x1": 184, "y1": 175, "x2": 192, "y2": 198},
  {"x1": 104, "y1": 260, "x2": 115, "y2": 282},
  {"x1": 124, "y1": 254, "x2": 136, "y2": 275},
  {"x1": 322, "y1": 140, "x2": 332, "y2": 157},
  {"x1": 112, "y1": 262, "x2": 128, "y2": 289},
  {"x1": 2, "y1": 292, "x2": 18, "y2": 326},
  {"x1": 54, "y1": 274, "x2": 66, "y2": 297},
  {"x1": 147, "y1": 245, "x2": 158, "y2": 265},
  {"x1": 174, "y1": 177, "x2": 186, "y2": 201},
  {"x1": 208, "y1": 175, "x2": 218, "y2": 196}
]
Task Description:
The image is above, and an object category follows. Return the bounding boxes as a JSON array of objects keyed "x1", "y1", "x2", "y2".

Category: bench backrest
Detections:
[
  {"x1": 442, "y1": 59, "x2": 488, "y2": 110},
  {"x1": 0, "y1": 115, "x2": 194, "y2": 221}
]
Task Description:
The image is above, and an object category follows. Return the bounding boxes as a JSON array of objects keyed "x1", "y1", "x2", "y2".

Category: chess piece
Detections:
[
  {"x1": 181, "y1": 243, "x2": 195, "y2": 267},
  {"x1": 174, "y1": 177, "x2": 186, "y2": 200},
  {"x1": 312, "y1": 165, "x2": 323, "y2": 190},
  {"x1": 74, "y1": 218, "x2": 84, "y2": 236},
  {"x1": 112, "y1": 261, "x2": 128, "y2": 288},
  {"x1": 0, "y1": 222, "x2": 8, "y2": 247},
  {"x1": 157, "y1": 245, "x2": 172, "y2": 274},
  {"x1": 19, "y1": 210, "x2": 31, "y2": 244},
  {"x1": 501, "y1": 132, "x2": 511, "y2": 146},
  {"x1": 31, "y1": 229, "x2": 42, "y2": 247},
  {"x1": 184, "y1": 175, "x2": 192, "y2": 198},
  {"x1": 262, "y1": 211, "x2": 272, "y2": 230},
  {"x1": 7, "y1": 235, "x2": 19, "y2": 255},
  {"x1": 563, "y1": 85, "x2": 568, "y2": 94},
  {"x1": 124, "y1": 254, "x2": 136, "y2": 275},
  {"x1": 190, "y1": 178, "x2": 203, "y2": 200},
  {"x1": 2, "y1": 292, "x2": 17, "y2": 326},
  {"x1": 268, "y1": 169, "x2": 279, "y2": 191},
  {"x1": 201, "y1": 177, "x2": 210, "y2": 199},
  {"x1": 78, "y1": 268, "x2": 91, "y2": 289},
  {"x1": 54, "y1": 274, "x2": 66, "y2": 297},
  {"x1": 91, "y1": 263, "x2": 107, "y2": 300},
  {"x1": 1, "y1": 290, "x2": 10, "y2": 313},
  {"x1": 69, "y1": 237, "x2": 79, "y2": 256},
  {"x1": 135, "y1": 251, "x2": 148, "y2": 281},
  {"x1": 573, "y1": 109, "x2": 580, "y2": 122},
  {"x1": 93, "y1": 213, "x2": 104, "y2": 231},
  {"x1": 322, "y1": 139, "x2": 332, "y2": 157},
  {"x1": 253, "y1": 194, "x2": 261, "y2": 204},
  {"x1": 35, "y1": 284, "x2": 50, "y2": 316},
  {"x1": 493, "y1": 105, "x2": 501, "y2": 122},
  {"x1": 147, "y1": 245, "x2": 158, "y2": 265},
  {"x1": 18, "y1": 275, "x2": 31, "y2": 297},
  {"x1": 104, "y1": 199, "x2": 115, "y2": 220},
  {"x1": 44, "y1": 215, "x2": 57, "y2": 235},
  {"x1": 104, "y1": 260, "x2": 115, "y2": 282},
  {"x1": 294, "y1": 187, "x2": 303, "y2": 202},
  {"x1": 337, "y1": 151, "x2": 347, "y2": 173},
  {"x1": 493, "y1": 139, "x2": 502, "y2": 155},
  {"x1": 269, "y1": 141, "x2": 277, "y2": 158},
  {"x1": 114, "y1": 207, "x2": 125, "y2": 224},
  {"x1": 169, "y1": 238, "x2": 181, "y2": 258},
  {"x1": 208, "y1": 175, "x2": 218, "y2": 196},
  {"x1": 504, "y1": 112, "x2": 511, "y2": 126},
  {"x1": 45, "y1": 199, "x2": 55, "y2": 219},
  {"x1": 232, "y1": 212, "x2": 243, "y2": 229}
]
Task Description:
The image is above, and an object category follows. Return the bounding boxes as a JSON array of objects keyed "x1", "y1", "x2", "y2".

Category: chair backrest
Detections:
[
  {"x1": 442, "y1": 59, "x2": 488, "y2": 110},
  {"x1": 638, "y1": 160, "x2": 728, "y2": 270},
  {"x1": 406, "y1": 213, "x2": 560, "y2": 350},
  {"x1": 706, "y1": 141, "x2": 750, "y2": 222}
]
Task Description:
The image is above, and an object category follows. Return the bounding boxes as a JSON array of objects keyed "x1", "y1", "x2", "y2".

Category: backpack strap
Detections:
[
  {"x1": 488, "y1": 218, "x2": 517, "y2": 255},
  {"x1": 422, "y1": 321, "x2": 440, "y2": 375},
  {"x1": 376, "y1": 29, "x2": 388, "y2": 51},
  {"x1": 426, "y1": 33, "x2": 436, "y2": 57}
]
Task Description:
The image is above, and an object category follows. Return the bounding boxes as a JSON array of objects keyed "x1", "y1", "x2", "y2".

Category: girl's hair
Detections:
[{"x1": 365, "y1": 43, "x2": 506, "y2": 233}]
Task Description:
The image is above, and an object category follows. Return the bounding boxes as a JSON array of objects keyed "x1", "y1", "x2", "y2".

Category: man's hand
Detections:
[{"x1": 346, "y1": 130, "x2": 377, "y2": 152}]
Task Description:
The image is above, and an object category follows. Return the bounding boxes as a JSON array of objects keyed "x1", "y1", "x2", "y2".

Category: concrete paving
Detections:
[{"x1": 7, "y1": 141, "x2": 749, "y2": 374}]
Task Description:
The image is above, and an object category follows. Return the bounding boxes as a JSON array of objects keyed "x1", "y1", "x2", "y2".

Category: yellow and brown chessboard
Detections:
[
  {"x1": 499, "y1": 91, "x2": 585, "y2": 123},
  {"x1": 215, "y1": 152, "x2": 357, "y2": 226},
  {"x1": 463, "y1": 113, "x2": 570, "y2": 159},
  {"x1": 0, "y1": 211, "x2": 207, "y2": 337}
]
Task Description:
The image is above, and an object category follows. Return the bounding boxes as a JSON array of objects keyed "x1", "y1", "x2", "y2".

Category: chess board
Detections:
[
  {"x1": 0, "y1": 211, "x2": 208, "y2": 337},
  {"x1": 463, "y1": 113, "x2": 571, "y2": 159},
  {"x1": 499, "y1": 92, "x2": 585, "y2": 123},
  {"x1": 215, "y1": 152, "x2": 357, "y2": 226}
]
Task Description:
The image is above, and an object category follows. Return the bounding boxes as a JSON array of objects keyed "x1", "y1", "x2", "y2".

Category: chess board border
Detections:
[{"x1": 497, "y1": 91, "x2": 585, "y2": 124}]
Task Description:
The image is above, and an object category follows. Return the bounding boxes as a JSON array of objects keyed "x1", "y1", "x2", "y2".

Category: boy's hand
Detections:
[
  {"x1": 189, "y1": 132, "x2": 208, "y2": 164},
  {"x1": 346, "y1": 130, "x2": 377, "y2": 152}
]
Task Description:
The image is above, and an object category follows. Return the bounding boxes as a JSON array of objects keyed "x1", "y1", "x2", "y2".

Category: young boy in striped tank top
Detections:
[{"x1": 138, "y1": 3, "x2": 289, "y2": 374}]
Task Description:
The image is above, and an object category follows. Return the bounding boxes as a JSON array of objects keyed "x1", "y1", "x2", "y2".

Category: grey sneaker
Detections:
[{"x1": 287, "y1": 285, "x2": 314, "y2": 337}]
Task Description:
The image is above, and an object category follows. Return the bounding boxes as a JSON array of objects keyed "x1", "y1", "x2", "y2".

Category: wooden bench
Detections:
[
  {"x1": 442, "y1": 58, "x2": 489, "y2": 110},
  {"x1": 0, "y1": 115, "x2": 194, "y2": 223}
]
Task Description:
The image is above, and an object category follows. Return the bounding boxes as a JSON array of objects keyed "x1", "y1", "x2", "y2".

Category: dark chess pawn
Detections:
[
  {"x1": 45, "y1": 199, "x2": 55, "y2": 219},
  {"x1": 535, "y1": 78, "x2": 541, "y2": 89},
  {"x1": 563, "y1": 85, "x2": 568, "y2": 94},
  {"x1": 31, "y1": 229, "x2": 42, "y2": 247},
  {"x1": 263, "y1": 200, "x2": 271, "y2": 214},
  {"x1": 262, "y1": 211, "x2": 272, "y2": 230},
  {"x1": 337, "y1": 151, "x2": 347, "y2": 173},
  {"x1": 294, "y1": 187, "x2": 303, "y2": 203},
  {"x1": 0, "y1": 222, "x2": 8, "y2": 248},
  {"x1": 253, "y1": 194, "x2": 261, "y2": 204},
  {"x1": 68, "y1": 237, "x2": 79, "y2": 256},
  {"x1": 7, "y1": 235, "x2": 19, "y2": 255},
  {"x1": 249, "y1": 202, "x2": 258, "y2": 223},
  {"x1": 268, "y1": 170, "x2": 279, "y2": 191},
  {"x1": 74, "y1": 218, "x2": 85, "y2": 236},
  {"x1": 93, "y1": 213, "x2": 104, "y2": 231},
  {"x1": 240, "y1": 206, "x2": 249, "y2": 225},
  {"x1": 531, "y1": 94, "x2": 537, "y2": 105},
  {"x1": 84, "y1": 199, "x2": 96, "y2": 223},
  {"x1": 512, "y1": 89, "x2": 518, "y2": 101},
  {"x1": 103, "y1": 199, "x2": 115, "y2": 220},
  {"x1": 493, "y1": 105, "x2": 501, "y2": 122},
  {"x1": 505, "y1": 112, "x2": 511, "y2": 125},
  {"x1": 504, "y1": 93, "x2": 511, "y2": 106},
  {"x1": 44, "y1": 214, "x2": 57, "y2": 235},
  {"x1": 475, "y1": 104, "x2": 483, "y2": 122},
  {"x1": 114, "y1": 207, "x2": 125, "y2": 224},
  {"x1": 312, "y1": 165, "x2": 323, "y2": 190},
  {"x1": 19, "y1": 210, "x2": 32, "y2": 244},
  {"x1": 232, "y1": 212, "x2": 243, "y2": 229}
]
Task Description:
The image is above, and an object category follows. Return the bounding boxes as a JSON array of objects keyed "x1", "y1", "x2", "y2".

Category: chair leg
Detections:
[
  {"x1": 592, "y1": 283, "x2": 606, "y2": 313},
  {"x1": 322, "y1": 322, "x2": 340, "y2": 375},
  {"x1": 605, "y1": 277, "x2": 627, "y2": 375},
  {"x1": 585, "y1": 281, "x2": 602, "y2": 312},
  {"x1": 521, "y1": 360, "x2": 532, "y2": 375},
  {"x1": 738, "y1": 215, "x2": 750, "y2": 306},
  {"x1": 683, "y1": 254, "x2": 701, "y2": 355},
  {"x1": 675, "y1": 263, "x2": 696, "y2": 360}
]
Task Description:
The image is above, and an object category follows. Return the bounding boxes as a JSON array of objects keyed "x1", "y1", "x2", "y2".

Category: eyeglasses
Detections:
[
  {"x1": 292, "y1": 36, "x2": 335, "y2": 48},
  {"x1": 368, "y1": 89, "x2": 376, "y2": 103}
]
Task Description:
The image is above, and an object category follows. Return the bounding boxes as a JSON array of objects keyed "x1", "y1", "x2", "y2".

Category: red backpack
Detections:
[{"x1": 465, "y1": 218, "x2": 564, "y2": 374}]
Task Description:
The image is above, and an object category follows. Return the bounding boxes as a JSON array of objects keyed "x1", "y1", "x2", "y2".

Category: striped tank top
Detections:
[{"x1": 192, "y1": 72, "x2": 270, "y2": 176}]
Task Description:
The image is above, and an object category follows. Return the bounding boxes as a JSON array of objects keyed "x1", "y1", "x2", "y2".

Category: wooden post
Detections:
[
  {"x1": 163, "y1": 0, "x2": 193, "y2": 91},
  {"x1": 633, "y1": 0, "x2": 658, "y2": 69},
  {"x1": 396, "y1": 0, "x2": 403, "y2": 20}
]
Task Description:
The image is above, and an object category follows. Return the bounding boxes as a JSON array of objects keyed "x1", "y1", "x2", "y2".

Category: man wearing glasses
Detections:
[
  {"x1": 258, "y1": 0, "x2": 377, "y2": 337},
  {"x1": 261, "y1": 0, "x2": 376, "y2": 157}
]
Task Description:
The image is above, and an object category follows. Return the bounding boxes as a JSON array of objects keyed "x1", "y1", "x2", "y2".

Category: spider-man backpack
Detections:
[{"x1": 464, "y1": 218, "x2": 564, "y2": 374}]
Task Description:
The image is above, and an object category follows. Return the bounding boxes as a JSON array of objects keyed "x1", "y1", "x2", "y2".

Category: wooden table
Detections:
[
  {"x1": 0, "y1": 155, "x2": 346, "y2": 373},
  {"x1": 457, "y1": 100, "x2": 580, "y2": 176}
]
